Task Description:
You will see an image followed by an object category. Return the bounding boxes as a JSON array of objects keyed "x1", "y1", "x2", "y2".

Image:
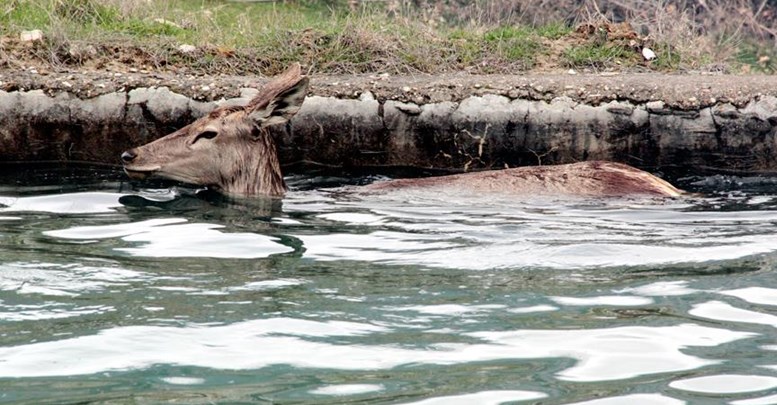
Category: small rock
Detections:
[
  {"x1": 178, "y1": 44, "x2": 197, "y2": 54},
  {"x1": 29, "y1": 69, "x2": 38, "y2": 75},
  {"x1": 713, "y1": 103, "x2": 739, "y2": 119},
  {"x1": 567, "y1": 69, "x2": 577, "y2": 75},
  {"x1": 606, "y1": 102, "x2": 634, "y2": 115},
  {"x1": 646, "y1": 100, "x2": 665, "y2": 112},
  {"x1": 401, "y1": 86, "x2": 411, "y2": 93},
  {"x1": 69, "y1": 43, "x2": 97, "y2": 60},
  {"x1": 20, "y1": 29, "x2": 43, "y2": 42},
  {"x1": 395, "y1": 102, "x2": 422, "y2": 115},
  {"x1": 61, "y1": 81, "x2": 72, "y2": 88},
  {"x1": 688, "y1": 97, "x2": 698, "y2": 103},
  {"x1": 129, "y1": 68, "x2": 138, "y2": 73},
  {"x1": 202, "y1": 85, "x2": 211, "y2": 92}
]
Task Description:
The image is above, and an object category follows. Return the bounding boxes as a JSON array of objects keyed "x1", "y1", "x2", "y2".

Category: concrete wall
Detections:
[{"x1": 1, "y1": 84, "x2": 776, "y2": 174}]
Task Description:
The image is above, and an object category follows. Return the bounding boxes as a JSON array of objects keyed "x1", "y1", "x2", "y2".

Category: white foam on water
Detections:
[
  {"x1": 720, "y1": 287, "x2": 777, "y2": 306},
  {"x1": 0, "y1": 192, "x2": 125, "y2": 214},
  {"x1": 228, "y1": 279, "x2": 306, "y2": 292},
  {"x1": 398, "y1": 390, "x2": 547, "y2": 405},
  {"x1": 0, "y1": 262, "x2": 149, "y2": 297},
  {"x1": 669, "y1": 374, "x2": 777, "y2": 394},
  {"x1": 160, "y1": 376, "x2": 206, "y2": 385},
  {"x1": 731, "y1": 393, "x2": 777, "y2": 405},
  {"x1": 383, "y1": 304, "x2": 506, "y2": 316},
  {"x1": 0, "y1": 320, "x2": 751, "y2": 382},
  {"x1": 565, "y1": 393, "x2": 685, "y2": 405},
  {"x1": 615, "y1": 281, "x2": 699, "y2": 297},
  {"x1": 45, "y1": 218, "x2": 186, "y2": 239},
  {"x1": 309, "y1": 384, "x2": 385, "y2": 396},
  {"x1": 507, "y1": 305, "x2": 559, "y2": 314},
  {"x1": 689, "y1": 301, "x2": 777, "y2": 327},
  {"x1": 550, "y1": 295, "x2": 654, "y2": 306},
  {"x1": 47, "y1": 219, "x2": 293, "y2": 259}
]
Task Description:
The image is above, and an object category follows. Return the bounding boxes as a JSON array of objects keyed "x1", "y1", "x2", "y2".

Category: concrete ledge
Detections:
[{"x1": 1, "y1": 73, "x2": 776, "y2": 174}]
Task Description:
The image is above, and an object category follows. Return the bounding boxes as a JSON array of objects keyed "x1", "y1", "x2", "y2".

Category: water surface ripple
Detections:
[{"x1": 1, "y1": 168, "x2": 776, "y2": 404}]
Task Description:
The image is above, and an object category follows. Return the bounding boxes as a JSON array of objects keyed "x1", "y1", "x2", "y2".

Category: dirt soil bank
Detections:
[{"x1": 2, "y1": 69, "x2": 777, "y2": 176}]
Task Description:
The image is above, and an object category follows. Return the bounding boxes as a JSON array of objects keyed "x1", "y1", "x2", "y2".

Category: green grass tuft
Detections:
[
  {"x1": 536, "y1": 22, "x2": 572, "y2": 40},
  {"x1": 737, "y1": 43, "x2": 777, "y2": 73},
  {"x1": 562, "y1": 43, "x2": 634, "y2": 69}
]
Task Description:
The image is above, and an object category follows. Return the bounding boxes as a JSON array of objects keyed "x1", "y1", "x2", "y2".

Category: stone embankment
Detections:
[{"x1": 2, "y1": 70, "x2": 777, "y2": 175}]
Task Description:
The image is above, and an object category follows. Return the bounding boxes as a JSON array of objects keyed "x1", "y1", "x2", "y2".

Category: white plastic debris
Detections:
[
  {"x1": 20, "y1": 30, "x2": 43, "y2": 42},
  {"x1": 642, "y1": 47, "x2": 657, "y2": 61},
  {"x1": 178, "y1": 44, "x2": 197, "y2": 54}
]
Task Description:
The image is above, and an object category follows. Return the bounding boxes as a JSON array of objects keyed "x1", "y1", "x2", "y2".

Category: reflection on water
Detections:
[{"x1": 1, "y1": 165, "x2": 777, "y2": 404}]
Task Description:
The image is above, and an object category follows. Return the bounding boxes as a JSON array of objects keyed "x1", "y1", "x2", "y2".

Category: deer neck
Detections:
[{"x1": 220, "y1": 132, "x2": 286, "y2": 197}]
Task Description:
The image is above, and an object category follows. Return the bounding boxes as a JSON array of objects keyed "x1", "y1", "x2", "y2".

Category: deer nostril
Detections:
[{"x1": 121, "y1": 150, "x2": 137, "y2": 163}]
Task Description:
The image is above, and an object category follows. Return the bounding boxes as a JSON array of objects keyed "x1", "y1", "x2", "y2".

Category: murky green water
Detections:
[{"x1": 1, "y1": 164, "x2": 777, "y2": 404}]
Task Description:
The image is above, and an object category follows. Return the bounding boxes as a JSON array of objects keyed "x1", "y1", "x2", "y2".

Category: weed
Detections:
[
  {"x1": 53, "y1": 0, "x2": 118, "y2": 25},
  {"x1": 1, "y1": 1, "x2": 50, "y2": 30},
  {"x1": 650, "y1": 42, "x2": 682, "y2": 71},
  {"x1": 536, "y1": 22, "x2": 572, "y2": 40},
  {"x1": 737, "y1": 43, "x2": 777, "y2": 74},
  {"x1": 483, "y1": 26, "x2": 542, "y2": 65},
  {"x1": 0, "y1": 0, "x2": 775, "y2": 75},
  {"x1": 563, "y1": 43, "x2": 635, "y2": 69}
]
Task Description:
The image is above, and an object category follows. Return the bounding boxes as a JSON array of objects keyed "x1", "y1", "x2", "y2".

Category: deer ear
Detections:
[{"x1": 249, "y1": 77, "x2": 309, "y2": 128}]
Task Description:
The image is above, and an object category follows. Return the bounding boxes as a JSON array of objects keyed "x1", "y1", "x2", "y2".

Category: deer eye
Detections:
[{"x1": 193, "y1": 130, "x2": 218, "y2": 143}]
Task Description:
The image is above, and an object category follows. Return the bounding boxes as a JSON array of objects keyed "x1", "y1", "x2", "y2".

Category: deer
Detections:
[{"x1": 121, "y1": 63, "x2": 683, "y2": 199}]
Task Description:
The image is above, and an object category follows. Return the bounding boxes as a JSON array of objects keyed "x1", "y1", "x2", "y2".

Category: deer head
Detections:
[{"x1": 121, "y1": 64, "x2": 308, "y2": 197}]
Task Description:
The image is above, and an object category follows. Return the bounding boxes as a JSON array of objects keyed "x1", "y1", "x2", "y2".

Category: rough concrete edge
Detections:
[{"x1": 1, "y1": 86, "x2": 776, "y2": 171}]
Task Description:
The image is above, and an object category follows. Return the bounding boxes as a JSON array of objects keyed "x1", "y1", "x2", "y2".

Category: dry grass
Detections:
[{"x1": 1, "y1": 0, "x2": 775, "y2": 74}]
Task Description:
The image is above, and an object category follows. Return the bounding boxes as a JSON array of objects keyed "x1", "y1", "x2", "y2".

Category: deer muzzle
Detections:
[{"x1": 121, "y1": 148, "x2": 160, "y2": 180}]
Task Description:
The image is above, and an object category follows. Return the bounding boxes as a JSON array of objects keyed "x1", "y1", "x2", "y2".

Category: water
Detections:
[{"x1": 1, "y1": 164, "x2": 777, "y2": 404}]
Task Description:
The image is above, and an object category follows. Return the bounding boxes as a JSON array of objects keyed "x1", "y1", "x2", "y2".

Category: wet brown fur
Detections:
[
  {"x1": 123, "y1": 63, "x2": 682, "y2": 198},
  {"x1": 122, "y1": 64, "x2": 308, "y2": 197},
  {"x1": 366, "y1": 161, "x2": 681, "y2": 197}
]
